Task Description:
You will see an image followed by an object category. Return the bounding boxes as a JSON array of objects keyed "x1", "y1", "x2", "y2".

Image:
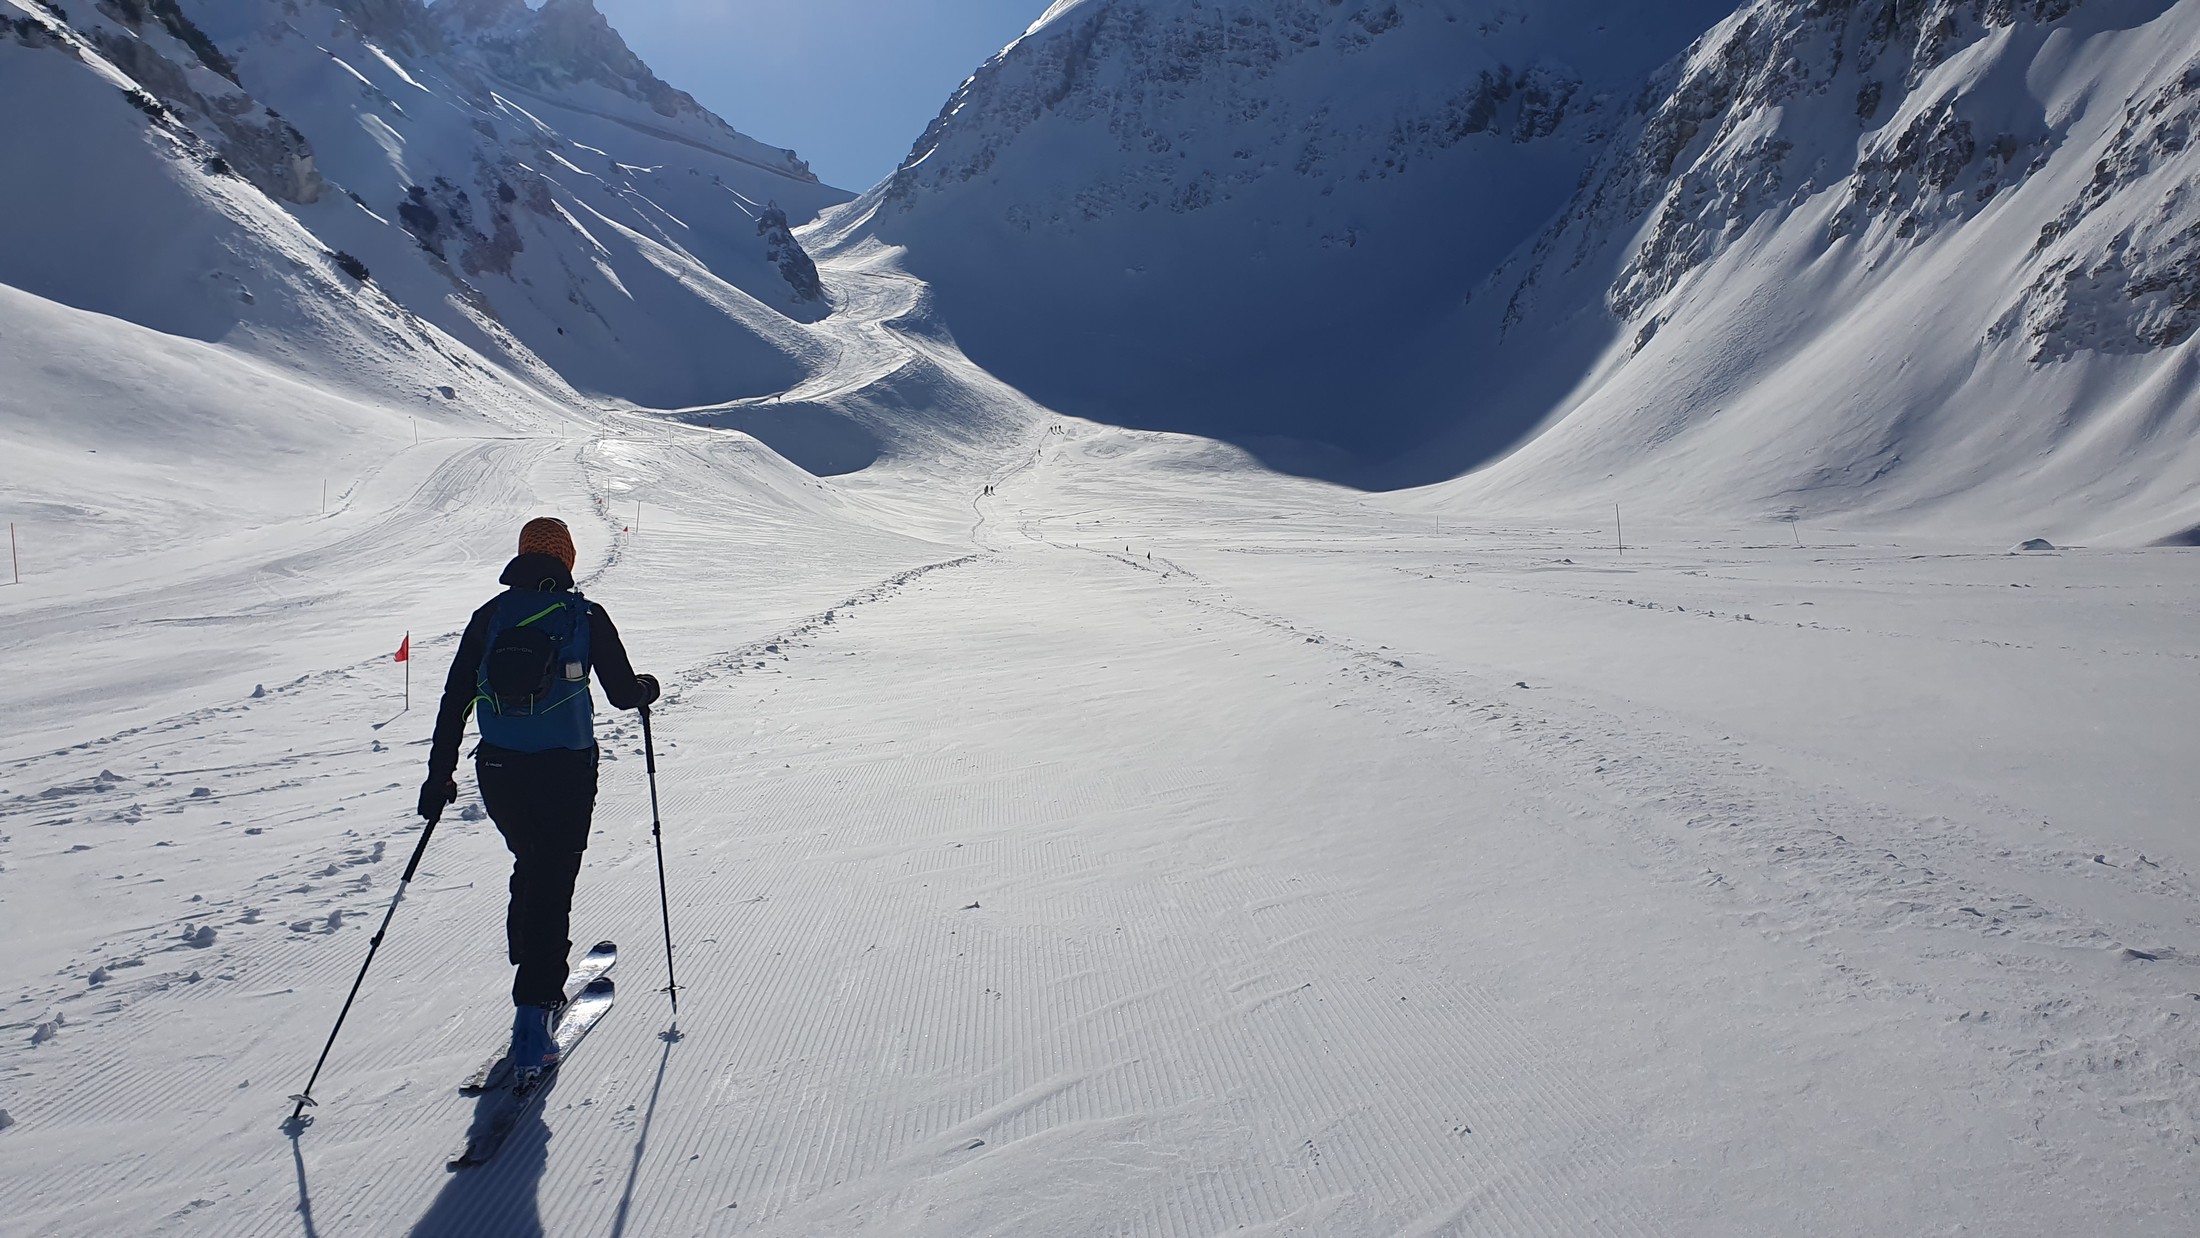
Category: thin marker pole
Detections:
[
  {"x1": 9, "y1": 522, "x2": 16, "y2": 584},
  {"x1": 1615, "y1": 504, "x2": 1625, "y2": 557}
]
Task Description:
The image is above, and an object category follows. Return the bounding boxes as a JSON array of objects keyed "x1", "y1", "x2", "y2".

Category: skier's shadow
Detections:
[{"x1": 406, "y1": 1080, "x2": 559, "y2": 1238}]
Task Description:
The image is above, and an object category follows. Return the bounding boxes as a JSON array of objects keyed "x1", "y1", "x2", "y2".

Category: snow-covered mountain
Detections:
[
  {"x1": 1434, "y1": 0, "x2": 2200, "y2": 543},
  {"x1": 818, "y1": 0, "x2": 1741, "y2": 475},
  {"x1": 828, "y1": 0, "x2": 2200, "y2": 541},
  {"x1": 0, "y1": 0, "x2": 880, "y2": 583},
  {"x1": 3, "y1": 0, "x2": 850, "y2": 415},
  {"x1": 11, "y1": 0, "x2": 2200, "y2": 545}
]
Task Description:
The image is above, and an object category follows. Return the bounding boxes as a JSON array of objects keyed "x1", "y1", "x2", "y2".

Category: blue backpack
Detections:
[{"x1": 473, "y1": 589, "x2": 594, "y2": 752}]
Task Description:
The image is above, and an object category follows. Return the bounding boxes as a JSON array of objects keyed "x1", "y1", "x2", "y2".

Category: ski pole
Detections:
[
  {"x1": 639, "y1": 705, "x2": 682, "y2": 1014},
  {"x1": 286, "y1": 817, "x2": 438, "y2": 1126}
]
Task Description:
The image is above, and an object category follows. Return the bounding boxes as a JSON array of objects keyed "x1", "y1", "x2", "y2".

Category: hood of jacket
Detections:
[{"x1": 499, "y1": 553, "x2": 576, "y2": 592}]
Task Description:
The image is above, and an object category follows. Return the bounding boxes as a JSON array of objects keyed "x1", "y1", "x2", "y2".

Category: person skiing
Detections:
[{"x1": 417, "y1": 517, "x2": 659, "y2": 1082}]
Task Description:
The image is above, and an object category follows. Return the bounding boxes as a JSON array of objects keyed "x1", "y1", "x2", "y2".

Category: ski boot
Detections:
[{"x1": 508, "y1": 1003, "x2": 561, "y2": 1086}]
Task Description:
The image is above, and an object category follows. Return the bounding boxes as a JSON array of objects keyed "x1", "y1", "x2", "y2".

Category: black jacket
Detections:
[{"x1": 427, "y1": 554, "x2": 654, "y2": 780}]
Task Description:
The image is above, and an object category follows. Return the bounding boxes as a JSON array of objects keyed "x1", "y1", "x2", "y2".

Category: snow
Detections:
[
  {"x1": 4, "y1": 0, "x2": 2199, "y2": 1233},
  {"x1": 1401, "y1": 0, "x2": 2200, "y2": 546},
  {"x1": 5, "y1": 351, "x2": 2199, "y2": 1232},
  {"x1": 837, "y1": 0, "x2": 2200, "y2": 543},
  {"x1": 825, "y1": 0, "x2": 1745, "y2": 478}
]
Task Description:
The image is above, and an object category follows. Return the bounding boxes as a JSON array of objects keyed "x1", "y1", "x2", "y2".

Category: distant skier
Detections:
[{"x1": 418, "y1": 517, "x2": 659, "y2": 1082}]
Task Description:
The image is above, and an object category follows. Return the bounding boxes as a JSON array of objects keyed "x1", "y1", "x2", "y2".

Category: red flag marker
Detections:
[
  {"x1": 394, "y1": 634, "x2": 410, "y2": 663},
  {"x1": 395, "y1": 632, "x2": 410, "y2": 712}
]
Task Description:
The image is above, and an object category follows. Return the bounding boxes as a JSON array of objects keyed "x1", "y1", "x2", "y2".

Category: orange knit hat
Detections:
[{"x1": 517, "y1": 517, "x2": 576, "y2": 571}]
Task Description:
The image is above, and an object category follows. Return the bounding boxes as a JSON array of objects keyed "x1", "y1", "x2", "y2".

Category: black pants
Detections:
[{"x1": 476, "y1": 744, "x2": 598, "y2": 1008}]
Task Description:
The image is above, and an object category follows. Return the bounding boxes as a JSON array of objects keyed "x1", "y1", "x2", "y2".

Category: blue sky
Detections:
[{"x1": 591, "y1": 0, "x2": 1045, "y2": 193}]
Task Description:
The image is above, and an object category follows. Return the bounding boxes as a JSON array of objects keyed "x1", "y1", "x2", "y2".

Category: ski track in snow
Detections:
[{"x1": 3, "y1": 430, "x2": 2198, "y2": 1234}]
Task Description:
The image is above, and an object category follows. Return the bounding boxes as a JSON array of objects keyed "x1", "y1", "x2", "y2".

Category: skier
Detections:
[{"x1": 417, "y1": 517, "x2": 659, "y2": 1082}]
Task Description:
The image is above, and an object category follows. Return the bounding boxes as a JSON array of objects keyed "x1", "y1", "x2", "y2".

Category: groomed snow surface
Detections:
[{"x1": 3, "y1": 393, "x2": 2197, "y2": 1234}]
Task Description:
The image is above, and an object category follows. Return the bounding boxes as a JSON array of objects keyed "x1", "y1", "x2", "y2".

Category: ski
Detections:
[
  {"x1": 447, "y1": 976, "x2": 616, "y2": 1170},
  {"x1": 457, "y1": 941, "x2": 617, "y2": 1095}
]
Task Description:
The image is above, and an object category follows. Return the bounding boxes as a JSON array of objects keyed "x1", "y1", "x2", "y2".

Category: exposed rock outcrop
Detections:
[
  {"x1": 1510, "y1": 1, "x2": 2085, "y2": 328},
  {"x1": 2000, "y1": 50, "x2": 2200, "y2": 360},
  {"x1": 757, "y1": 205, "x2": 824, "y2": 304},
  {"x1": 29, "y1": 0, "x2": 333, "y2": 203}
]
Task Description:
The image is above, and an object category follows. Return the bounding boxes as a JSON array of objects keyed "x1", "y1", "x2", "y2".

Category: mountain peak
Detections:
[
  {"x1": 432, "y1": 0, "x2": 530, "y2": 36},
  {"x1": 435, "y1": 0, "x2": 692, "y2": 121}
]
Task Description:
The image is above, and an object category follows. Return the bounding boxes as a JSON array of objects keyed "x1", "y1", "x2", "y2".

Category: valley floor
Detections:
[{"x1": 2, "y1": 419, "x2": 2195, "y2": 1236}]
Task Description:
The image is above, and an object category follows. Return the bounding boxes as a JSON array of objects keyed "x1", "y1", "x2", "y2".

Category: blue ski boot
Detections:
[{"x1": 508, "y1": 1004, "x2": 560, "y2": 1085}]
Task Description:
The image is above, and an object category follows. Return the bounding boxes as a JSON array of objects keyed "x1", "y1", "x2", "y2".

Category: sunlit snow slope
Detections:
[
  {"x1": 1432, "y1": 0, "x2": 2200, "y2": 544},
  {"x1": 0, "y1": 0, "x2": 967, "y2": 602}
]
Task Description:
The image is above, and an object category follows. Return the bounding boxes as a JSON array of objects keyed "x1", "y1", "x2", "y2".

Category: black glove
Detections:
[
  {"x1": 633, "y1": 673, "x2": 660, "y2": 709},
  {"x1": 418, "y1": 775, "x2": 457, "y2": 825}
]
